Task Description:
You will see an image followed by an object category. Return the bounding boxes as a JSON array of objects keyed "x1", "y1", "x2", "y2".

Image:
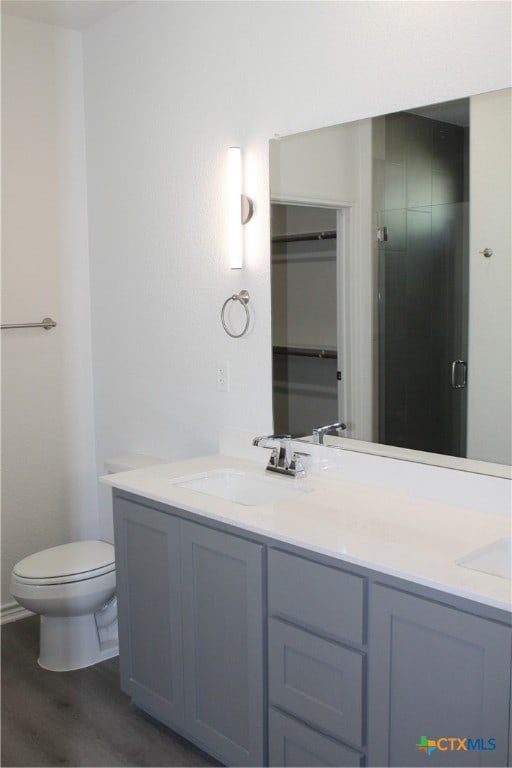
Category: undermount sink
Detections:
[
  {"x1": 457, "y1": 538, "x2": 511, "y2": 580},
  {"x1": 169, "y1": 468, "x2": 312, "y2": 507}
]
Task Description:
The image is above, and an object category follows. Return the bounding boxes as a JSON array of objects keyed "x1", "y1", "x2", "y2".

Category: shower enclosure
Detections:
[{"x1": 374, "y1": 110, "x2": 469, "y2": 457}]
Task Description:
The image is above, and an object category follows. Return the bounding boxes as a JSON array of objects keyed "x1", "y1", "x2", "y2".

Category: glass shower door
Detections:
[{"x1": 377, "y1": 200, "x2": 469, "y2": 457}]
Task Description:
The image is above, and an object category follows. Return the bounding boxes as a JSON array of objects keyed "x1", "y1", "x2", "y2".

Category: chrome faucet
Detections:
[
  {"x1": 252, "y1": 434, "x2": 309, "y2": 478},
  {"x1": 312, "y1": 421, "x2": 347, "y2": 445}
]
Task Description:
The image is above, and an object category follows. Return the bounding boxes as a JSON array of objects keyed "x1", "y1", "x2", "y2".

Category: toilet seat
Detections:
[{"x1": 13, "y1": 540, "x2": 115, "y2": 586}]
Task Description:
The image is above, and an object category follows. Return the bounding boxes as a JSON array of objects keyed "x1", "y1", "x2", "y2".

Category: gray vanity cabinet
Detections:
[
  {"x1": 114, "y1": 489, "x2": 511, "y2": 768},
  {"x1": 114, "y1": 495, "x2": 185, "y2": 728},
  {"x1": 267, "y1": 548, "x2": 366, "y2": 766},
  {"x1": 180, "y1": 520, "x2": 265, "y2": 766},
  {"x1": 367, "y1": 584, "x2": 512, "y2": 767},
  {"x1": 113, "y1": 493, "x2": 265, "y2": 767}
]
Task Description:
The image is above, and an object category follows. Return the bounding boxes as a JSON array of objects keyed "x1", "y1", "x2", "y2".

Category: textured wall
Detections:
[
  {"x1": 81, "y1": 0, "x2": 511, "y2": 536},
  {"x1": 1, "y1": 15, "x2": 98, "y2": 608}
]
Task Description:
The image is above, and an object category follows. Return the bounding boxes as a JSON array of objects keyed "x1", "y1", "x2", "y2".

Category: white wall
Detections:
[
  {"x1": 82, "y1": 0, "x2": 511, "y2": 536},
  {"x1": 1, "y1": 15, "x2": 98, "y2": 609},
  {"x1": 270, "y1": 121, "x2": 370, "y2": 203},
  {"x1": 467, "y1": 88, "x2": 512, "y2": 465}
]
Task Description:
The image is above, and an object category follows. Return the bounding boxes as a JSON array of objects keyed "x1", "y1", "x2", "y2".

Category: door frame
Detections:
[{"x1": 271, "y1": 195, "x2": 374, "y2": 440}]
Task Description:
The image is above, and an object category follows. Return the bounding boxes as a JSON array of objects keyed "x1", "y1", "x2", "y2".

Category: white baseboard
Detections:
[{"x1": 1, "y1": 601, "x2": 34, "y2": 625}]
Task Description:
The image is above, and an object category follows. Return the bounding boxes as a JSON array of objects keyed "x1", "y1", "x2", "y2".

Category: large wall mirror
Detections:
[{"x1": 270, "y1": 88, "x2": 511, "y2": 478}]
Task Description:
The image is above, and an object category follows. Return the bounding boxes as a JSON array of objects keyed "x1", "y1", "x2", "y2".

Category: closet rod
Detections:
[
  {"x1": 273, "y1": 345, "x2": 337, "y2": 360},
  {"x1": 1, "y1": 317, "x2": 57, "y2": 330},
  {"x1": 272, "y1": 230, "x2": 337, "y2": 244}
]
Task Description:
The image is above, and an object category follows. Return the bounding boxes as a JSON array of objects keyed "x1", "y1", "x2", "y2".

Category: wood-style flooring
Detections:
[{"x1": 1, "y1": 615, "x2": 221, "y2": 767}]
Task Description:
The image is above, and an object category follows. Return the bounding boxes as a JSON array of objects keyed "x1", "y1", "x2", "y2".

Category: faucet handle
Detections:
[
  {"x1": 253, "y1": 435, "x2": 292, "y2": 469},
  {"x1": 252, "y1": 434, "x2": 291, "y2": 446},
  {"x1": 288, "y1": 451, "x2": 310, "y2": 478}
]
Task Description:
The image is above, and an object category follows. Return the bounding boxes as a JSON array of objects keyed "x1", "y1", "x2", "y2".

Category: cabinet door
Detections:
[
  {"x1": 368, "y1": 584, "x2": 512, "y2": 767},
  {"x1": 113, "y1": 496, "x2": 184, "y2": 728},
  {"x1": 180, "y1": 521, "x2": 264, "y2": 767}
]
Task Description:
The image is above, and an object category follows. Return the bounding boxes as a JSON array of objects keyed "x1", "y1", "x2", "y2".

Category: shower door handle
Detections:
[{"x1": 451, "y1": 360, "x2": 467, "y2": 389}]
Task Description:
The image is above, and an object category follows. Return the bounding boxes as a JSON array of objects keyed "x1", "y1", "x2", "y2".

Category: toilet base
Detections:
[{"x1": 39, "y1": 613, "x2": 119, "y2": 672}]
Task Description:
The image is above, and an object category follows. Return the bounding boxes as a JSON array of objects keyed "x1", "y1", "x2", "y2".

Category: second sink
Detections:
[
  {"x1": 457, "y1": 538, "x2": 511, "y2": 580},
  {"x1": 169, "y1": 468, "x2": 312, "y2": 507}
]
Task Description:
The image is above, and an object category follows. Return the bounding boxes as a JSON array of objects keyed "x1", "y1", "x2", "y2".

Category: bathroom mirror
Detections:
[{"x1": 270, "y1": 87, "x2": 511, "y2": 478}]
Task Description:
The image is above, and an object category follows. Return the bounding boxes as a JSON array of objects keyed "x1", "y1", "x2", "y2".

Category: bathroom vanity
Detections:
[
  {"x1": 105, "y1": 455, "x2": 512, "y2": 767},
  {"x1": 113, "y1": 492, "x2": 264, "y2": 766}
]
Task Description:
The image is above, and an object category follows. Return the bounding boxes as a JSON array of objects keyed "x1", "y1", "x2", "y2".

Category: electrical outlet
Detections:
[{"x1": 216, "y1": 361, "x2": 230, "y2": 392}]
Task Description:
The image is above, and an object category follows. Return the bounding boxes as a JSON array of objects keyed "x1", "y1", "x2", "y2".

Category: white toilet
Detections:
[{"x1": 10, "y1": 453, "x2": 167, "y2": 672}]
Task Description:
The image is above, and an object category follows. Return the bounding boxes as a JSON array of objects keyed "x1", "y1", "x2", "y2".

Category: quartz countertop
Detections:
[{"x1": 101, "y1": 453, "x2": 511, "y2": 613}]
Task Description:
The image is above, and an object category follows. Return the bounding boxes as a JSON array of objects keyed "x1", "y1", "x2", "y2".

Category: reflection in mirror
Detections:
[
  {"x1": 272, "y1": 204, "x2": 338, "y2": 436},
  {"x1": 270, "y1": 88, "x2": 511, "y2": 477}
]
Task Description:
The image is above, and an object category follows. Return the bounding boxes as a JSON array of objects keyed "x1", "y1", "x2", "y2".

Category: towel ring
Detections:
[{"x1": 221, "y1": 290, "x2": 250, "y2": 338}]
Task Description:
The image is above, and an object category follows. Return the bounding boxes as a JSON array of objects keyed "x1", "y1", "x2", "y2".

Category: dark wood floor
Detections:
[{"x1": 1, "y1": 615, "x2": 221, "y2": 767}]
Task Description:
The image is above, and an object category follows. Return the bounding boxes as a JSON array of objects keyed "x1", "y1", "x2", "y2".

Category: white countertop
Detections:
[{"x1": 101, "y1": 453, "x2": 512, "y2": 613}]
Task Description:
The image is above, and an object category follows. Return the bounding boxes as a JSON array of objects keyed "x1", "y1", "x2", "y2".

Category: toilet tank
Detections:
[
  {"x1": 104, "y1": 453, "x2": 168, "y2": 474},
  {"x1": 101, "y1": 454, "x2": 168, "y2": 542}
]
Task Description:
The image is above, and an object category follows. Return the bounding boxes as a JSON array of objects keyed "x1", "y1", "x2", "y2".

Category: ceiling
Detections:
[{"x1": 1, "y1": 0, "x2": 132, "y2": 30}]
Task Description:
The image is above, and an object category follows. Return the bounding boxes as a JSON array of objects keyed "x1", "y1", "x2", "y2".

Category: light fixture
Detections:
[{"x1": 228, "y1": 146, "x2": 253, "y2": 269}]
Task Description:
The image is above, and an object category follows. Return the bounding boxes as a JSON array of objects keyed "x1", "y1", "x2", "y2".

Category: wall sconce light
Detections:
[{"x1": 228, "y1": 146, "x2": 253, "y2": 269}]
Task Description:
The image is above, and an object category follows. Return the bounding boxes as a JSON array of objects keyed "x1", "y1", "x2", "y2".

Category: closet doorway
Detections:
[{"x1": 271, "y1": 202, "x2": 343, "y2": 437}]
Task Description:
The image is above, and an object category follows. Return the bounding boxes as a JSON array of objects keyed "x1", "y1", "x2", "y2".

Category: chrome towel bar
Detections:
[{"x1": 1, "y1": 317, "x2": 57, "y2": 330}]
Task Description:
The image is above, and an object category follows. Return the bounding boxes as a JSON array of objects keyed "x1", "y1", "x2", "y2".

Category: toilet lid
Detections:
[{"x1": 13, "y1": 540, "x2": 115, "y2": 582}]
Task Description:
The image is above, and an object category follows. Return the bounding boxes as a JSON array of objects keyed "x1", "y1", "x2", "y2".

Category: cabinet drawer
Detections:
[
  {"x1": 269, "y1": 618, "x2": 364, "y2": 747},
  {"x1": 268, "y1": 549, "x2": 365, "y2": 645},
  {"x1": 269, "y1": 708, "x2": 364, "y2": 767}
]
